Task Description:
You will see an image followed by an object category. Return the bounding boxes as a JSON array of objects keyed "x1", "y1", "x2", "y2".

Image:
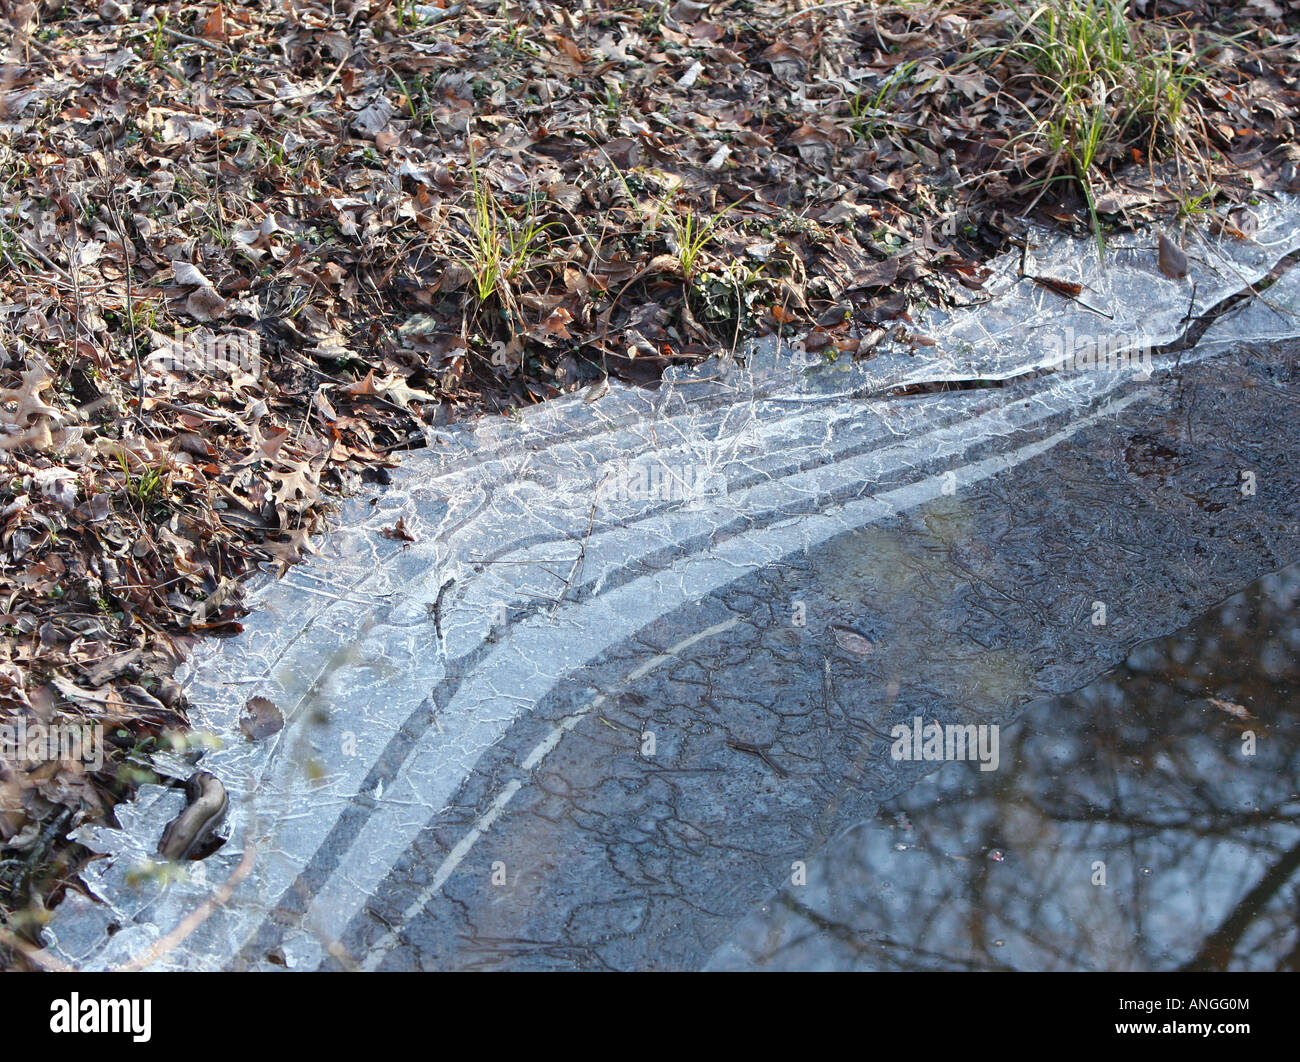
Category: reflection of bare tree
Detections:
[
  {"x1": 1181, "y1": 834, "x2": 1300, "y2": 971},
  {"x1": 717, "y1": 565, "x2": 1300, "y2": 971}
]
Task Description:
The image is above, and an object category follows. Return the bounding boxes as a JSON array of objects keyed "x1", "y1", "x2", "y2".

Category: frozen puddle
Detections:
[{"x1": 46, "y1": 201, "x2": 1300, "y2": 970}]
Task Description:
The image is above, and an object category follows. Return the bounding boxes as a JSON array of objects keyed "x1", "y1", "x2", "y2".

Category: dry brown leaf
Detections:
[
  {"x1": 1157, "y1": 233, "x2": 1188, "y2": 280},
  {"x1": 832, "y1": 626, "x2": 876, "y2": 655},
  {"x1": 240, "y1": 696, "x2": 284, "y2": 741}
]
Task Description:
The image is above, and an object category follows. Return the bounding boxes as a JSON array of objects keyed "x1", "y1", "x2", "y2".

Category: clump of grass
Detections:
[
  {"x1": 1176, "y1": 186, "x2": 1219, "y2": 220},
  {"x1": 986, "y1": 0, "x2": 1218, "y2": 249},
  {"x1": 495, "y1": 1, "x2": 542, "y2": 57},
  {"x1": 115, "y1": 451, "x2": 168, "y2": 507},
  {"x1": 392, "y1": 0, "x2": 429, "y2": 30},
  {"x1": 392, "y1": 71, "x2": 435, "y2": 128},
  {"x1": 603, "y1": 82, "x2": 624, "y2": 122},
  {"x1": 661, "y1": 204, "x2": 736, "y2": 281},
  {"x1": 456, "y1": 153, "x2": 556, "y2": 313},
  {"x1": 604, "y1": 162, "x2": 740, "y2": 282},
  {"x1": 847, "y1": 60, "x2": 918, "y2": 142},
  {"x1": 146, "y1": 14, "x2": 167, "y2": 65}
]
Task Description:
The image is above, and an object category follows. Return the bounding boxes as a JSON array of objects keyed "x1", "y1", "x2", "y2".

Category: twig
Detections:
[
  {"x1": 431, "y1": 577, "x2": 455, "y2": 640},
  {"x1": 17, "y1": 808, "x2": 73, "y2": 900},
  {"x1": 726, "y1": 739, "x2": 789, "y2": 777},
  {"x1": 0, "y1": 924, "x2": 75, "y2": 972},
  {"x1": 115, "y1": 835, "x2": 257, "y2": 972},
  {"x1": 102, "y1": 181, "x2": 149, "y2": 430},
  {"x1": 1027, "y1": 275, "x2": 1113, "y2": 319},
  {"x1": 220, "y1": 51, "x2": 352, "y2": 107},
  {"x1": 0, "y1": 212, "x2": 74, "y2": 282},
  {"x1": 549, "y1": 492, "x2": 599, "y2": 618},
  {"x1": 161, "y1": 24, "x2": 235, "y2": 52}
]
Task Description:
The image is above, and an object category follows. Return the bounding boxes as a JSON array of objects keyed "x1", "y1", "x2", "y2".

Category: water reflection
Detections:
[{"x1": 712, "y1": 563, "x2": 1300, "y2": 970}]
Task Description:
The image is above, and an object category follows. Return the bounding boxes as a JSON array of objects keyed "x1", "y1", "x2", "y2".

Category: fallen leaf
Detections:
[
  {"x1": 201, "y1": 4, "x2": 228, "y2": 42},
  {"x1": 1207, "y1": 695, "x2": 1253, "y2": 719},
  {"x1": 240, "y1": 696, "x2": 284, "y2": 741},
  {"x1": 380, "y1": 516, "x2": 416, "y2": 542},
  {"x1": 1157, "y1": 234, "x2": 1188, "y2": 280},
  {"x1": 832, "y1": 625, "x2": 876, "y2": 655}
]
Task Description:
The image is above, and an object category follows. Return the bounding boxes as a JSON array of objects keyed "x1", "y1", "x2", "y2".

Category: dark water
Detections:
[{"x1": 712, "y1": 562, "x2": 1300, "y2": 970}]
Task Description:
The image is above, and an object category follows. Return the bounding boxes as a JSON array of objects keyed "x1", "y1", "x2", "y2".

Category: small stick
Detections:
[
  {"x1": 0, "y1": 213, "x2": 74, "y2": 282},
  {"x1": 102, "y1": 179, "x2": 149, "y2": 430},
  {"x1": 726, "y1": 739, "x2": 789, "y2": 778},
  {"x1": 1026, "y1": 275, "x2": 1114, "y2": 319},
  {"x1": 549, "y1": 493, "x2": 599, "y2": 618}
]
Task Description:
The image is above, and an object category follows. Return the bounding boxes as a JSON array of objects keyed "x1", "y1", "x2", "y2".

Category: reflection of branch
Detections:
[
  {"x1": 1180, "y1": 833, "x2": 1300, "y2": 971},
  {"x1": 1019, "y1": 801, "x2": 1298, "y2": 835},
  {"x1": 769, "y1": 893, "x2": 1011, "y2": 971}
]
